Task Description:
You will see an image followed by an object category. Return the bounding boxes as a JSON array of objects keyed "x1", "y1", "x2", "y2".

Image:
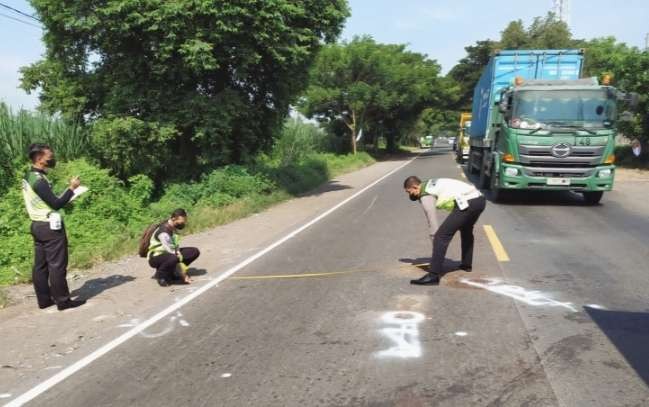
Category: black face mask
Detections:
[
  {"x1": 45, "y1": 158, "x2": 57, "y2": 169},
  {"x1": 409, "y1": 193, "x2": 419, "y2": 201},
  {"x1": 175, "y1": 223, "x2": 186, "y2": 230}
]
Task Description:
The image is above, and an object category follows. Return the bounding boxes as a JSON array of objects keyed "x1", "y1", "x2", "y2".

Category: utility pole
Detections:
[
  {"x1": 645, "y1": 32, "x2": 649, "y2": 51},
  {"x1": 552, "y1": 0, "x2": 571, "y2": 27}
]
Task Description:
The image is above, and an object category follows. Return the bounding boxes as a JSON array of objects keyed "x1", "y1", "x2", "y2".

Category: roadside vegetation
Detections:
[{"x1": 0, "y1": 111, "x2": 374, "y2": 285}]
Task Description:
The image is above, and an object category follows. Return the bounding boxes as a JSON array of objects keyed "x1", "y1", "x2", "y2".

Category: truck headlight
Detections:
[
  {"x1": 504, "y1": 167, "x2": 518, "y2": 177},
  {"x1": 598, "y1": 169, "x2": 612, "y2": 178}
]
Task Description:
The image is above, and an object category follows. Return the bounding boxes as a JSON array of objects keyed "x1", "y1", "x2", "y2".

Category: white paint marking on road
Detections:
[
  {"x1": 460, "y1": 278, "x2": 577, "y2": 312},
  {"x1": 454, "y1": 331, "x2": 468, "y2": 337},
  {"x1": 376, "y1": 311, "x2": 425, "y2": 359},
  {"x1": 179, "y1": 320, "x2": 190, "y2": 327},
  {"x1": 0, "y1": 395, "x2": 11, "y2": 400},
  {"x1": 360, "y1": 195, "x2": 378, "y2": 217},
  {"x1": 220, "y1": 373, "x2": 232, "y2": 378},
  {"x1": 43, "y1": 366, "x2": 62, "y2": 371},
  {"x1": 585, "y1": 304, "x2": 607, "y2": 310},
  {"x1": 4, "y1": 157, "x2": 417, "y2": 407}
]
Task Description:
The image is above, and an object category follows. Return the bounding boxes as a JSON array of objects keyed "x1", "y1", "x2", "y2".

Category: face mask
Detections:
[
  {"x1": 409, "y1": 193, "x2": 419, "y2": 201},
  {"x1": 175, "y1": 223, "x2": 186, "y2": 230},
  {"x1": 45, "y1": 158, "x2": 57, "y2": 169},
  {"x1": 633, "y1": 147, "x2": 641, "y2": 157}
]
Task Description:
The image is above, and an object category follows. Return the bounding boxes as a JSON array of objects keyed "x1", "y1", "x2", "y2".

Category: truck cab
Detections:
[{"x1": 467, "y1": 49, "x2": 627, "y2": 205}]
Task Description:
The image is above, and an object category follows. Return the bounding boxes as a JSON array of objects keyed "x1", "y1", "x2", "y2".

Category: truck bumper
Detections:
[{"x1": 496, "y1": 163, "x2": 615, "y2": 191}]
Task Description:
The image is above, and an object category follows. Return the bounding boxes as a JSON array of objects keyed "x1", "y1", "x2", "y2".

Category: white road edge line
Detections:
[{"x1": 4, "y1": 156, "x2": 418, "y2": 407}]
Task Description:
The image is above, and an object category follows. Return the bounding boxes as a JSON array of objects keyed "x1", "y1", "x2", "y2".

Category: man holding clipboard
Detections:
[{"x1": 22, "y1": 143, "x2": 87, "y2": 311}]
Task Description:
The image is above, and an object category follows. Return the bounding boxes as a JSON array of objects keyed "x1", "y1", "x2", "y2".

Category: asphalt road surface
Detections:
[{"x1": 8, "y1": 149, "x2": 649, "y2": 406}]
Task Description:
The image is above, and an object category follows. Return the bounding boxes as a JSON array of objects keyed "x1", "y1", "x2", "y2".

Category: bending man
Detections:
[{"x1": 404, "y1": 176, "x2": 486, "y2": 286}]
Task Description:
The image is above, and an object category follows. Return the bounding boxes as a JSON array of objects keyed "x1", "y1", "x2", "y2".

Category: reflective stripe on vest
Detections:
[
  {"x1": 22, "y1": 172, "x2": 57, "y2": 222},
  {"x1": 423, "y1": 178, "x2": 480, "y2": 212},
  {"x1": 148, "y1": 226, "x2": 180, "y2": 259}
]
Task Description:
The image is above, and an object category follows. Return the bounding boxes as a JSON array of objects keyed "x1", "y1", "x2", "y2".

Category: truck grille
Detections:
[{"x1": 519, "y1": 145, "x2": 605, "y2": 166}]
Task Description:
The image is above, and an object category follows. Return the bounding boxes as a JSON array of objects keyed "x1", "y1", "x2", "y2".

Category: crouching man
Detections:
[
  {"x1": 148, "y1": 209, "x2": 200, "y2": 286},
  {"x1": 404, "y1": 176, "x2": 486, "y2": 286}
]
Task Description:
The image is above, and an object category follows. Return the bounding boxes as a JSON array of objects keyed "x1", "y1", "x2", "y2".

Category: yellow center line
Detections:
[{"x1": 483, "y1": 224, "x2": 510, "y2": 262}]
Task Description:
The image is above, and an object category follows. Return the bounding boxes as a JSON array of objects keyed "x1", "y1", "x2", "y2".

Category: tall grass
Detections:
[{"x1": 0, "y1": 102, "x2": 88, "y2": 162}]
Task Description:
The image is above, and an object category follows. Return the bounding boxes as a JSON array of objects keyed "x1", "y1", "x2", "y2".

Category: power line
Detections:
[
  {"x1": 0, "y1": 11, "x2": 41, "y2": 28},
  {"x1": 0, "y1": 1, "x2": 41, "y2": 22}
]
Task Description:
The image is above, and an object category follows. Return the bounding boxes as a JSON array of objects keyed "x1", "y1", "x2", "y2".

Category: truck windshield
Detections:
[{"x1": 512, "y1": 89, "x2": 616, "y2": 129}]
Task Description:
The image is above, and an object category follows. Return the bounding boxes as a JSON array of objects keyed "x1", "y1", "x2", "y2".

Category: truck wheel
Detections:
[
  {"x1": 582, "y1": 191, "x2": 604, "y2": 205},
  {"x1": 468, "y1": 150, "x2": 478, "y2": 174},
  {"x1": 478, "y1": 156, "x2": 490, "y2": 190},
  {"x1": 489, "y1": 170, "x2": 503, "y2": 202}
]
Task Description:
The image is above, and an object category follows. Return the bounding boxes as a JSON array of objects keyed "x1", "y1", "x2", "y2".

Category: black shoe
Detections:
[
  {"x1": 410, "y1": 273, "x2": 440, "y2": 286},
  {"x1": 57, "y1": 299, "x2": 86, "y2": 311},
  {"x1": 459, "y1": 264, "x2": 472, "y2": 272},
  {"x1": 38, "y1": 299, "x2": 55, "y2": 309},
  {"x1": 157, "y1": 278, "x2": 169, "y2": 287}
]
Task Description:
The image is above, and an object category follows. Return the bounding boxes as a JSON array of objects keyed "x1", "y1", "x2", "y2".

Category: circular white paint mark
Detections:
[
  {"x1": 0, "y1": 393, "x2": 12, "y2": 399},
  {"x1": 454, "y1": 331, "x2": 468, "y2": 337},
  {"x1": 221, "y1": 373, "x2": 232, "y2": 378}
]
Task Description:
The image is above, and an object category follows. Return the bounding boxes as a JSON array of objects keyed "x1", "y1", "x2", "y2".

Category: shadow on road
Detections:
[
  {"x1": 187, "y1": 268, "x2": 207, "y2": 277},
  {"x1": 585, "y1": 306, "x2": 649, "y2": 388},
  {"x1": 71, "y1": 274, "x2": 136, "y2": 301},
  {"x1": 298, "y1": 180, "x2": 352, "y2": 197},
  {"x1": 398, "y1": 257, "x2": 462, "y2": 274}
]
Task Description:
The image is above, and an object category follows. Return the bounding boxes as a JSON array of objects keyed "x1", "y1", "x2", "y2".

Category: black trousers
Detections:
[
  {"x1": 430, "y1": 196, "x2": 486, "y2": 275},
  {"x1": 149, "y1": 247, "x2": 200, "y2": 281},
  {"x1": 31, "y1": 221, "x2": 71, "y2": 306}
]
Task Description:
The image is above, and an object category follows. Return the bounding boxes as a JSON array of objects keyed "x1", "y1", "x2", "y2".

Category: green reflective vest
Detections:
[
  {"x1": 22, "y1": 171, "x2": 58, "y2": 222},
  {"x1": 421, "y1": 178, "x2": 480, "y2": 212},
  {"x1": 148, "y1": 225, "x2": 180, "y2": 259}
]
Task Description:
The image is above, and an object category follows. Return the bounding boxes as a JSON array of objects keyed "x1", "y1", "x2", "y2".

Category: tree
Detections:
[
  {"x1": 21, "y1": 0, "x2": 349, "y2": 181},
  {"x1": 448, "y1": 13, "x2": 577, "y2": 111},
  {"x1": 447, "y1": 40, "x2": 497, "y2": 111},
  {"x1": 300, "y1": 36, "x2": 447, "y2": 153}
]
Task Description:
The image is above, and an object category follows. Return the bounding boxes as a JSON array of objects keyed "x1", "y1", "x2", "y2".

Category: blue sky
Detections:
[{"x1": 1, "y1": 0, "x2": 648, "y2": 111}]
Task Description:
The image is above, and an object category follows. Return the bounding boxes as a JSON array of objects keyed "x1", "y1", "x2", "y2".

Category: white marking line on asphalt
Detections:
[
  {"x1": 454, "y1": 331, "x2": 468, "y2": 337},
  {"x1": 0, "y1": 395, "x2": 10, "y2": 400},
  {"x1": 460, "y1": 278, "x2": 578, "y2": 312},
  {"x1": 585, "y1": 304, "x2": 607, "y2": 310},
  {"x1": 221, "y1": 373, "x2": 232, "y2": 378},
  {"x1": 361, "y1": 195, "x2": 378, "y2": 216},
  {"x1": 4, "y1": 157, "x2": 417, "y2": 407},
  {"x1": 376, "y1": 311, "x2": 425, "y2": 359}
]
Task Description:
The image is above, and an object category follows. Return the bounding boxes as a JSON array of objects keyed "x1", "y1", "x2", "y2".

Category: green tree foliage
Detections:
[
  {"x1": 300, "y1": 36, "x2": 449, "y2": 153},
  {"x1": 449, "y1": 13, "x2": 575, "y2": 110},
  {"x1": 21, "y1": 0, "x2": 349, "y2": 181}
]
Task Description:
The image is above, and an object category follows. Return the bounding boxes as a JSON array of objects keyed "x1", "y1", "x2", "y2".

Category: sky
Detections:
[{"x1": 1, "y1": 0, "x2": 648, "y2": 111}]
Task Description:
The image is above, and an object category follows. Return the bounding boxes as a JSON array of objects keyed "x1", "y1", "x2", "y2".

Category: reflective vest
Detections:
[
  {"x1": 148, "y1": 225, "x2": 180, "y2": 259},
  {"x1": 422, "y1": 178, "x2": 481, "y2": 212},
  {"x1": 22, "y1": 171, "x2": 58, "y2": 222}
]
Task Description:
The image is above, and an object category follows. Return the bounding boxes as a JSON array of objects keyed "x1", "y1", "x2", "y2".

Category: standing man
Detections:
[
  {"x1": 22, "y1": 143, "x2": 86, "y2": 310},
  {"x1": 148, "y1": 209, "x2": 201, "y2": 286},
  {"x1": 403, "y1": 176, "x2": 486, "y2": 285}
]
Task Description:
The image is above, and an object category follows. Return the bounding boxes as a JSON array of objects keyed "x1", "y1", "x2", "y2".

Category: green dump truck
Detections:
[{"x1": 467, "y1": 49, "x2": 633, "y2": 204}]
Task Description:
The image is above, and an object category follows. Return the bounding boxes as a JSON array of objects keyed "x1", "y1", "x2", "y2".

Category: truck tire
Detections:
[
  {"x1": 478, "y1": 155, "x2": 490, "y2": 190},
  {"x1": 468, "y1": 150, "x2": 478, "y2": 174},
  {"x1": 490, "y1": 173, "x2": 503, "y2": 202},
  {"x1": 582, "y1": 191, "x2": 604, "y2": 205}
]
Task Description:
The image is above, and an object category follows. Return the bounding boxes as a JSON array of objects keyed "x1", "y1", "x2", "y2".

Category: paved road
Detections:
[{"x1": 11, "y1": 149, "x2": 649, "y2": 406}]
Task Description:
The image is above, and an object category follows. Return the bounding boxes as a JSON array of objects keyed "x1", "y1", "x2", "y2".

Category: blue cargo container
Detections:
[{"x1": 469, "y1": 49, "x2": 584, "y2": 141}]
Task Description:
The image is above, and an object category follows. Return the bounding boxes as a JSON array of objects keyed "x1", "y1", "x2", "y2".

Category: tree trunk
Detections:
[{"x1": 344, "y1": 109, "x2": 357, "y2": 155}]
